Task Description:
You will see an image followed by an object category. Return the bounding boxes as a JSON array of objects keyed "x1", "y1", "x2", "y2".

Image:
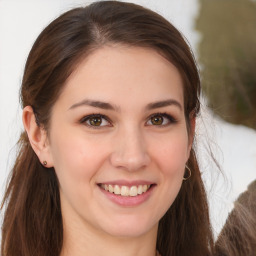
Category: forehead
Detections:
[{"x1": 59, "y1": 45, "x2": 184, "y2": 110}]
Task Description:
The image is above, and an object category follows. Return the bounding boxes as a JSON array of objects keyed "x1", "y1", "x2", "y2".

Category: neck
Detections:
[{"x1": 60, "y1": 215, "x2": 158, "y2": 256}]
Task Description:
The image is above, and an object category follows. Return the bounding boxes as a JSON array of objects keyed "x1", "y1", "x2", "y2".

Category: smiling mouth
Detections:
[{"x1": 99, "y1": 184, "x2": 152, "y2": 197}]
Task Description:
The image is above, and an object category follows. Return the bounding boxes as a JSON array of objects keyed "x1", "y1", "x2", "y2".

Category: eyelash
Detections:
[
  {"x1": 79, "y1": 112, "x2": 177, "y2": 129},
  {"x1": 146, "y1": 112, "x2": 177, "y2": 126},
  {"x1": 80, "y1": 114, "x2": 112, "y2": 129}
]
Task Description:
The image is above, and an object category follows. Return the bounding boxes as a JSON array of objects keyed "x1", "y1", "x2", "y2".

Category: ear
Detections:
[{"x1": 22, "y1": 106, "x2": 53, "y2": 168}]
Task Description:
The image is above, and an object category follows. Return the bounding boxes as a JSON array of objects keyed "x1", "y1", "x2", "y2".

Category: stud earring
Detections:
[
  {"x1": 43, "y1": 161, "x2": 47, "y2": 166},
  {"x1": 183, "y1": 165, "x2": 191, "y2": 180}
]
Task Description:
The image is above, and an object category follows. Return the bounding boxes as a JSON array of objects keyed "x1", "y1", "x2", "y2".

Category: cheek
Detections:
[
  {"x1": 146, "y1": 134, "x2": 189, "y2": 220},
  {"x1": 49, "y1": 132, "x2": 111, "y2": 217},
  {"x1": 153, "y1": 133, "x2": 188, "y2": 195},
  {"x1": 49, "y1": 131, "x2": 109, "y2": 187},
  {"x1": 153, "y1": 134, "x2": 189, "y2": 175}
]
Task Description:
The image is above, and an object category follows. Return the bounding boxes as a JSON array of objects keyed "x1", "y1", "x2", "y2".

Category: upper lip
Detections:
[{"x1": 97, "y1": 180, "x2": 155, "y2": 187}]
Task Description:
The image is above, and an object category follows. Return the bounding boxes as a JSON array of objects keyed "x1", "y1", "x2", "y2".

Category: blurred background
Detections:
[
  {"x1": 0, "y1": 0, "x2": 256, "y2": 238},
  {"x1": 197, "y1": 0, "x2": 256, "y2": 129}
]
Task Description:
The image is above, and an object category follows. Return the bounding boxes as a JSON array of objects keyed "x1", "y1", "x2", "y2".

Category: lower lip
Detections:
[{"x1": 99, "y1": 185, "x2": 155, "y2": 207}]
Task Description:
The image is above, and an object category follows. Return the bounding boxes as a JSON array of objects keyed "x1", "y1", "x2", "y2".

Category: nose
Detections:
[{"x1": 110, "y1": 128, "x2": 151, "y2": 172}]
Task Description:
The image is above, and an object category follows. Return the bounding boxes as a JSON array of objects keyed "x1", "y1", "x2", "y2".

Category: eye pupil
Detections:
[
  {"x1": 151, "y1": 115, "x2": 163, "y2": 125},
  {"x1": 89, "y1": 117, "x2": 102, "y2": 126}
]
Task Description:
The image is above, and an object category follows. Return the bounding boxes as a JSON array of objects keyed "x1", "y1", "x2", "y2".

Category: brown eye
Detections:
[
  {"x1": 151, "y1": 115, "x2": 163, "y2": 125},
  {"x1": 81, "y1": 114, "x2": 111, "y2": 128},
  {"x1": 88, "y1": 116, "x2": 102, "y2": 126},
  {"x1": 146, "y1": 113, "x2": 176, "y2": 126}
]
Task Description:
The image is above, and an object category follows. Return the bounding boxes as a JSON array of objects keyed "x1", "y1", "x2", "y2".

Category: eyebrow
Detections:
[
  {"x1": 146, "y1": 99, "x2": 182, "y2": 111},
  {"x1": 69, "y1": 98, "x2": 182, "y2": 111},
  {"x1": 69, "y1": 99, "x2": 119, "y2": 111}
]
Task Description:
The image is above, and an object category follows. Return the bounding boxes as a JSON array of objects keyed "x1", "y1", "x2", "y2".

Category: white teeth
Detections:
[
  {"x1": 114, "y1": 185, "x2": 121, "y2": 195},
  {"x1": 121, "y1": 186, "x2": 129, "y2": 196},
  {"x1": 129, "y1": 186, "x2": 138, "y2": 196},
  {"x1": 109, "y1": 184, "x2": 114, "y2": 193},
  {"x1": 142, "y1": 185, "x2": 148, "y2": 193},
  {"x1": 100, "y1": 184, "x2": 151, "y2": 197},
  {"x1": 137, "y1": 185, "x2": 143, "y2": 195}
]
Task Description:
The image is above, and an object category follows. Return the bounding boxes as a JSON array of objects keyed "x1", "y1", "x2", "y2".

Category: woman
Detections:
[{"x1": 1, "y1": 1, "x2": 214, "y2": 255}]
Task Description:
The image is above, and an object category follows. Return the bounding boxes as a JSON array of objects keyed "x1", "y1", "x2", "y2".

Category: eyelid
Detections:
[
  {"x1": 79, "y1": 112, "x2": 177, "y2": 129},
  {"x1": 146, "y1": 112, "x2": 177, "y2": 126},
  {"x1": 80, "y1": 113, "x2": 112, "y2": 128}
]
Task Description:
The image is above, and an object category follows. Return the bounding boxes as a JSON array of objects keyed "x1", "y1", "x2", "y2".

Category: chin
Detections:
[{"x1": 101, "y1": 217, "x2": 158, "y2": 238}]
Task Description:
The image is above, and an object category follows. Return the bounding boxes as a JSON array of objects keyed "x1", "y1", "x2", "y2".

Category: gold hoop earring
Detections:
[
  {"x1": 183, "y1": 165, "x2": 191, "y2": 180},
  {"x1": 43, "y1": 161, "x2": 47, "y2": 166}
]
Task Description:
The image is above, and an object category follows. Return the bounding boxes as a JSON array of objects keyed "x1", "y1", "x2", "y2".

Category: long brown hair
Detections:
[{"x1": 1, "y1": 1, "x2": 214, "y2": 255}]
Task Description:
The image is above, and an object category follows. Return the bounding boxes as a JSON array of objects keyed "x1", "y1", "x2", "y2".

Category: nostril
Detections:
[{"x1": 110, "y1": 151, "x2": 151, "y2": 171}]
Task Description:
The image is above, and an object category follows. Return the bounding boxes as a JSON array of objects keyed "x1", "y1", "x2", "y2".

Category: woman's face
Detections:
[{"x1": 46, "y1": 45, "x2": 193, "y2": 238}]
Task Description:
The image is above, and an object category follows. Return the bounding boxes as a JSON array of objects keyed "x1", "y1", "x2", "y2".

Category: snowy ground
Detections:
[
  {"x1": 196, "y1": 102, "x2": 256, "y2": 236},
  {"x1": 0, "y1": 0, "x2": 255, "y2": 238}
]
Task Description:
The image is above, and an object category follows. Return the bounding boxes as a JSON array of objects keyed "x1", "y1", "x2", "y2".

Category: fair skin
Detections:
[{"x1": 23, "y1": 45, "x2": 194, "y2": 256}]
